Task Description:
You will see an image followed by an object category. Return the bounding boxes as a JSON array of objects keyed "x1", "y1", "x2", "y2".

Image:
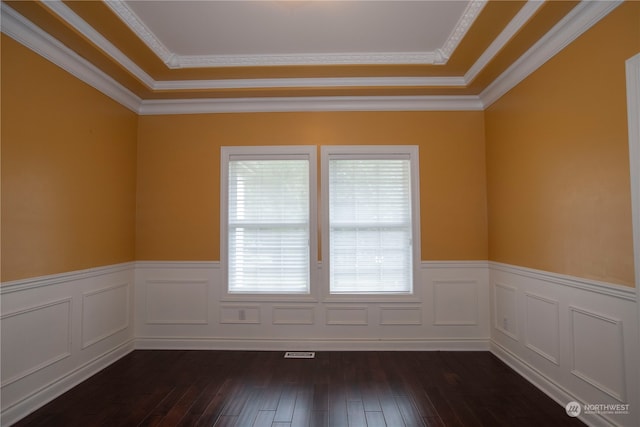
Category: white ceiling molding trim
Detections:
[
  {"x1": 103, "y1": 0, "x2": 175, "y2": 66},
  {"x1": 22, "y1": 0, "x2": 566, "y2": 96},
  {"x1": 138, "y1": 96, "x2": 484, "y2": 116},
  {"x1": 7, "y1": 0, "x2": 468, "y2": 93},
  {"x1": 41, "y1": 0, "x2": 155, "y2": 88},
  {"x1": 172, "y1": 51, "x2": 442, "y2": 68},
  {"x1": 439, "y1": 0, "x2": 487, "y2": 63},
  {"x1": 479, "y1": 0, "x2": 623, "y2": 108},
  {"x1": 106, "y1": 0, "x2": 486, "y2": 69},
  {"x1": 0, "y1": 2, "x2": 142, "y2": 113},
  {"x1": 464, "y1": 0, "x2": 543, "y2": 84},
  {"x1": 153, "y1": 76, "x2": 467, "y2": 91},
  {"x1": 1, "y1": 1, "x2": 624, "y2": 115}
]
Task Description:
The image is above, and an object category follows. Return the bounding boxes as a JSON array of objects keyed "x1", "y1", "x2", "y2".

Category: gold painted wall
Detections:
[
  {"x1": 4, "y1": 1, "x2": 637, "y2": 287},
  {"x1": 1, "y1": 35, "x2": 138, "y2": 282},
  {"x1": 485, "y1": 2, "x2": 639, "y2": 286},
  {"x1": 136, "y1": 111, "x2": 488, "y2": 261}
]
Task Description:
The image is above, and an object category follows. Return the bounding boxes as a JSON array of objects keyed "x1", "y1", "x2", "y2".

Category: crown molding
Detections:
[
  {"x1": 479, "y1": 0, "x2": 623, "y2": 108},
  {"x1": 172, "y1": 52, "x2": 443, "y2": 69},
  {"x1": 153, "y1": 76, "x2": 466, "y2": 91},
  {"x1": 440, "y1": 0, "x2": 487, "y2": 62},
  {"x1": 103, "y1": 0, "x2": 174, "y2": 65},
  {"x1": 40, "y1": 0, "x2": 155, "y2": 88},
  {"x1": 106, "y1": 0, "x2": 486, "y2": 69},
  {"x1": 0, "y1": 2, "x2": 141, "y2": 113},
  {"x1": 1, "y1": 1, "x2": 623, "y2": 115},
  {"x1": 138, "y1": 96, "x2": 484, "y2": 115},
  {"x1": 465, "y1": 0, "x2": 543, "y2": 84}
]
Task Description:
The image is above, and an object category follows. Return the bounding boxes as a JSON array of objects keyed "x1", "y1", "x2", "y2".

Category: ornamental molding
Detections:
[
  {"x1": 105, "y1": 0, "x2": 486, "y2": 69},
  {"x1": 0, "y1": 1, "x2": 623, "y2": 114}
]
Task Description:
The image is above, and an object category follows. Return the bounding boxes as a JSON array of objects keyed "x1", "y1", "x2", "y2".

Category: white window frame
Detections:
[
  {"x1": 321, "y1": 145, "x2": 421, "y2": 302},
  {"x1": 220, "y1": 146, "x2": 318, "y2": 302}
]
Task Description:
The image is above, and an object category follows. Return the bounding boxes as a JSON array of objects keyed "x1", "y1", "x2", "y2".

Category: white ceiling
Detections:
[{"x1": 116, "y1": 0, "x2": 480, "y2": 67}]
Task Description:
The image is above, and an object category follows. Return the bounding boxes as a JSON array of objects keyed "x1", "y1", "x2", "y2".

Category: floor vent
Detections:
[{"x1": 284, "y1": 351, "x2": 315, "y2": 359}]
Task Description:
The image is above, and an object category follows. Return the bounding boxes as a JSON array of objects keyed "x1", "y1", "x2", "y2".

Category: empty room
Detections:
[{"x1": 1, "y1": 1, "x2": 639, "y2": 426}]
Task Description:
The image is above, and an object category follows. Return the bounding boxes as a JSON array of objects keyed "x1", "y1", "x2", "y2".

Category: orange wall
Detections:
[
  {"x1": 485, "y1": 2, "x2": 639, "y2": 286},
  {"x1": 136, "y1": 111, "x2": 488, "y2": 261},
  {"x1": 4, "y1": 2, "x2": 637, "y2": 287},
  {"x1": 1, "y1": 35, "x2": 138, "y2": 282}
]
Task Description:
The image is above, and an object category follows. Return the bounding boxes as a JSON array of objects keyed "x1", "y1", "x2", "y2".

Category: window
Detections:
[
  {"x1": 221, "y1": 145, "x2": 419, "y2": 298},
  {"x1": 322, "y1": 146, "x2": 420, "y2": 295},
  {"x1": 221, "y1": 146, "x2": 316, "y2": 294}
]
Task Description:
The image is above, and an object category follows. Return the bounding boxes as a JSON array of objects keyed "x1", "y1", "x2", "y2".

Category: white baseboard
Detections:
[
  {"x1": 1, "y1": 263, "x2": 135, "y2": 426},
  {"x1": 491, "y1": 340, "x2": 613, "y2": 427},
  {"x1": 489, "y1": 263, "x2": 638, "y2": 427},
  {"x1": 135, "y1": 336, "x2": 490, "y2": 352},
  {"x1": 0, "y1": 340, "x2": 135, "y2": 426}
]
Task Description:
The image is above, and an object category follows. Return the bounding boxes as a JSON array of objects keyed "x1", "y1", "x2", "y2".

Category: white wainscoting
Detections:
[
  {"x1": 5, "y1": 260, "x2": 636, "y2": 427},
  {"x1": 489, "y1": 262, "x2": 638, "y2": 427},
  {"x1": 134, "y1": 260, "x2": 490, "y2": 351},
  {"x1": 0, "y1": 263, "x2": 135, "y2": 426}
]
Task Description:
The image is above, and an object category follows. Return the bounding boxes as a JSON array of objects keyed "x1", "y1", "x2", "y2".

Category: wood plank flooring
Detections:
[{"x1": 13, "y1": 350, "x2": 585, "y2": 427}]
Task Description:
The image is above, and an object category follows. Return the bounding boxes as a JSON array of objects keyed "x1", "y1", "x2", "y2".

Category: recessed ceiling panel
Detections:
[
  {"x1": 124, "y1": 0, "x2": 468, "y2": 55},
  {"x1": 120, "y1": 0, "x2": 477, "y2": 67},
  {"x1": 2, "y1": 0, "x2": 608, "y2": 106}
]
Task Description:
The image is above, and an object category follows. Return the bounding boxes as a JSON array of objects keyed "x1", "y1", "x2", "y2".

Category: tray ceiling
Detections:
[{"x1": 1, "y1": 0, "x2": 622, "y2": 112}]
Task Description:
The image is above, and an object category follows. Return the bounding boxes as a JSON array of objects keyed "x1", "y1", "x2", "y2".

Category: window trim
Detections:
[
  {"x1": 320, "y1": 145, "x2": 422, "y2": 302},
  {"x1": 220, "y1": 146, "x2": 318, "y2": 302}
]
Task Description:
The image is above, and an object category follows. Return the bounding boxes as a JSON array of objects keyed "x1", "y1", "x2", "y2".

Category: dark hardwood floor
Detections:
[{"x1": 13, "y1": 350, "x2": 584, "y2": 427}]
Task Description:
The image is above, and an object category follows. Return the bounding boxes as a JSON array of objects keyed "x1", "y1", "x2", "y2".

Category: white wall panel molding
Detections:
[
  {"x1": 11, "y1": 259, "x2": 635, "y2": 425},
  {"x1": 569, "y1": 306, "x2": 626, "y2": 402},
  {"x1": 524, "y1": 292, "x2": 560, "y2": 365},
  {"x1": 490, "y1": 341, "x2": 591, "y2": 423},
  {"x1": 272, "y1": 306, "x2": 315, "y2": 325},
  {"x1": 144, "y1": 279, "x2": 209, "y2": 324},
  {"x1": 489, "y1": 263, "x2": 638, "y2": 427},
  {"x1": 326, "y1": 306, "x2": 369, "y2": 326},
  {"x1": 134, "y1": 260, "x2": 490, "y2": 351},
  {"x1": 493, "y1": 282, "x2": 518, "y2": 340},
  {"x1": 489, "y1": 262, "x2": 636, "y2": 301},
  {"x1": 379, "y1": 306, "x2": 422, "y2": 326},
  {"x1": 220, "y1": 305, "x2": 261, "y2": 324},
  {"x1": 1, "y1": 340, "x2": 134, "y2": 427},
  {"x1": 0, "y1": 262, "x2": 134, "y2": 294},
  {"x1": 0, "y1": 265, "x2": 135, "y2": 426},
  {"x1": 81, "y1": 283, "x2": 130, "y2": 349},
  {"x1": 433, "y1": 280, "x2": 479, "y2": 326},
  {"x1": 1, "y1": 298, "x2": 72, "y2": 387}
]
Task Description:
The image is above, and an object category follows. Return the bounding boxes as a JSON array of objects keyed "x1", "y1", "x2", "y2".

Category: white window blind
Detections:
[
  {"x1": 227, "y1": 157, "x2": 310, "y2": 293},
  {"x1": 328, "y1": 156, "x2": 414, "y2": 294}
]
